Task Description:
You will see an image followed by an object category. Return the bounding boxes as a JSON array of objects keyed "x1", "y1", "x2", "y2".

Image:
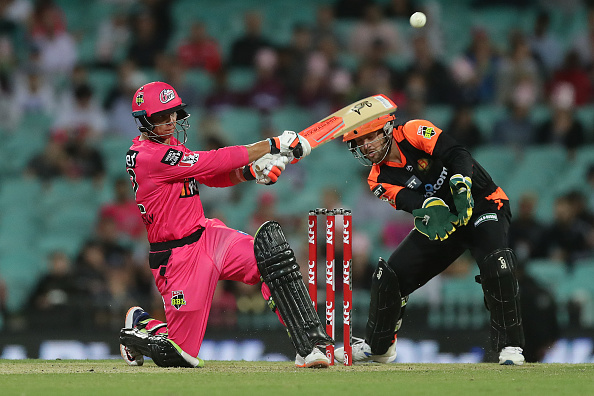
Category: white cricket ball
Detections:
[{"x1": 410, "y1": 12, "x2": 426, "y2": 28}]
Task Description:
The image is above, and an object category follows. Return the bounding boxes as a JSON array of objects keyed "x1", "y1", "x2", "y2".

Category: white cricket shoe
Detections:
[
  {"x1": 295, "y1": 347, "x2": 331, "y2": 368},
  {"x1": 120, "y1": 306, "x2": 150, "y2": 366},
  {"x1": 335, "y1": 336, "x2": 397, "y2": 364},
  {"x1": 499, "y1": 346, "x2": 525, "y2": 365}
]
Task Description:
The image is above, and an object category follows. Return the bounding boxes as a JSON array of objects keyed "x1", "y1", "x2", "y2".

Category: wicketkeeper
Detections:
[
  {"x1": 334, "y1": 111, "x2": 525, "y2": 365},
  {"x1": 119, "y1": 81, "x2": 333, "y2": 368}
]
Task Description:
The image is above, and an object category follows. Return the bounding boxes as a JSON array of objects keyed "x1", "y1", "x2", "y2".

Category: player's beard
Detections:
[{"x1": 365, "y1": 134, "x2": 392, "y2": 165}]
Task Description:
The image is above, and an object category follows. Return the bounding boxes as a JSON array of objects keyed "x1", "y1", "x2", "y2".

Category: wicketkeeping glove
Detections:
[
  {"x1": 449, "y1": 174, "x2": 474, "y2": 226},
  {"x1": 412, "y1": 197, "x2": 458, "y2": 241},
  {"x1": 268, "y1": 130, "x2": 312, "y2": 164},
  {"x1": 243, "y1": 154, "x2": 289, "y2": 185}
]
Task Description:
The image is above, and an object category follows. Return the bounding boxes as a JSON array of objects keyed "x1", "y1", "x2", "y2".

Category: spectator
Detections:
[
  {"x1": 99, "y1": 177, "x2": 146, "y2": 242},
  {"x1": 445, "y1": 106, "x2": 484, "y2": 149},
  {"x1": 310, "y1": 5, "x2": 343, "y2": 50},
  {"x1": 348, "y1": 3, "x2": 407, "y2": 58},
  {"x1": 496, "y1": 30, "x2": 542, "y2": 105},
  {"x1": 154, "y1": 54, "x2": 201, "y2": 108},
  {"x1": 127, "y1": 11, "x2": 167, "y2": 68},
  {"x1": 528, "y1": 10, "x2": 562, "y2": 78},
  {"x1": 461, "y1": 27, "x2": 501, "y2": 104},
  {"x1": 535, "y1": 82, "x2": 585, "y2": 153},
  {"x1": 94, "y1": 12, "x2": 131, "y2": 69},
  {"x1": 492, "y1": 79, "x2": 537, "y2": 149},
  {"x1": 27, "y1": 0, "x2": 66, "y2": 40},
  {"x1": 72, "y1": 241, "x2": 111, "y2": 325},
  {"x1": 177, "y1": 21, "x2": 222, "y2": 74},
  {"x1": 540, "y1": 194, "x2": 591, "y2": 267},
  {"x1": 405, "y1": 33, "x2": 454, "y2": 104},
  {"x1": 571, "y1": 6, "x2": 594, "y2": 67},
  {"x1": 229, "y1": 10, "x2": 273, "y2": 68},
  {"x1": 508, "y1": 192, "x2": 547, "y2": 263},
  {"x1": 245, "y1": 48, "x2": 285, "y2": 112},
  {"x1": 104, "y1": 60, "x2": 148, "y2": 138},
  {"x1": 52, "y1": 83, "x2": 108, "y2": 141},
  {"x1": 26, "y1": 250, "x2": 82, "y2": 328},
  {"x1": 516, "y1": 265, "x2": 560, "y2": 362},
  {"x1": 333, "y1": 0, "x2": 374, "y2": 19},
  {"x1": 204, "y1": 67, "x2": 240, "y2": 112},
  {"x1": 547, "y1": 49, "x2": 592, "y2": 106},
  {"x1": 277, "y1": 23, "x2": 314, "y2": 95},
  {"x1": 383, "y1": 0, "x2": 415, "y2": 19},
  {"x1": 24, "y1": 137, "x2": 69, "y2": 181},
  {"x1": 12, "y1": 69, "x2": 55, "y2": 119}
]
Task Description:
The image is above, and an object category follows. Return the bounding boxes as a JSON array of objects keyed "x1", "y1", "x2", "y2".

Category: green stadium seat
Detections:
[
  {"x1": 226, "y1": 68, "x2": 256, "y2": 92},
  {"x1": 217, "y1": 108, "x2": 264, "y2": 145},
  {"x1": 472, "y1": 145, "x2": 518, "y2": 189},
  {"x1": 524, "y1": 258, "x2": 568, "y2": 293}
]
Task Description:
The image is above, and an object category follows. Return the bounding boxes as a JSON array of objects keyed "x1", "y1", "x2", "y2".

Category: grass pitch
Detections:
[{"x1": 1, "y1": 360, "x2": 592, "y2": 396}]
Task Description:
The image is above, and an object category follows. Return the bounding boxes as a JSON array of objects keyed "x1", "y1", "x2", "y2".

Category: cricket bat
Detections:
[{"x1": 298, "y1": 94, "x2": 397, "y2": 149}]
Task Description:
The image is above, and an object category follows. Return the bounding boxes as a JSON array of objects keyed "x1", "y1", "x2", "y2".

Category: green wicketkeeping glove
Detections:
[
  {"x1": 449, "y1": 174, "x2": 474, "y2": 226},
  {"x1": 412, "y1": 197, "x2": 458, "y2": 241}
]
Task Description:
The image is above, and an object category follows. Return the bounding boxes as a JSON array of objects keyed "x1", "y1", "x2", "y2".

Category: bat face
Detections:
[{"x1": 299, "y1": 95, "x2": 397, "y2": 149}]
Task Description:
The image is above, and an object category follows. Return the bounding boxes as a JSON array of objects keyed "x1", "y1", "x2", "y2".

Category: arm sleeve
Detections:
[
  {"x1": 432, "y1": 132, "x2": 474, "y2": 178},
  {"x1": 151, "y1": 145, "x2": 249, "y2": 183},
  {"x1": 368, "y1": 179, "x2": 424, "y2": 214}
]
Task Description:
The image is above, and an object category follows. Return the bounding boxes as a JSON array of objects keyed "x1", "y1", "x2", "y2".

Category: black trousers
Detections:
[{"x1": 388, "y1": 197, "x2": 511, "y2": 296}]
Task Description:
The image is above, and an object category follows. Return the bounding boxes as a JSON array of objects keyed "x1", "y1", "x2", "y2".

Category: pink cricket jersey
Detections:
[{"x1": 125, "y1": 137, "x2": 249, "y2": 243}]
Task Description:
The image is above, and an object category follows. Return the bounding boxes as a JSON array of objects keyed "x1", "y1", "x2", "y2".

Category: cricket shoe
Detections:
[
  {"x1": 295, "y1": 347, "x2": 331, "y2": 368},
  {"x1": 499, "y1": 346, "x2": 525, "y2": 365},
  {"x1": 120, "y1": 306, "x2": 150, "y2": 366},
  {"x1": 334, "y1": 336, "x2": 397, "y2": 364}
]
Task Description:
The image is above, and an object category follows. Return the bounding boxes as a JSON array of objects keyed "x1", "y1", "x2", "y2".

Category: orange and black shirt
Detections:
[{"x1": 368, "y1": 119, "x2": 507, "y2": 214}]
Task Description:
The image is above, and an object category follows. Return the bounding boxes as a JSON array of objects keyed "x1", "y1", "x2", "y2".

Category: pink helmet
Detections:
[{"x1": 131, "y1": 81, "x2": 190, "y2": 144}]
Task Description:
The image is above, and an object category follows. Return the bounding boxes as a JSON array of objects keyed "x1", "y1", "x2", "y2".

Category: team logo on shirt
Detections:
[
  {"x1": 159, "y1": 89, "x2": 176, "y2": 104},
  {"x1": 417, "y1": 125, "x2": 436, "y2": 139},
  {"x1": 161, "y1": 148, "x2": 183, "y2": 166},
  {"x1": 135, "y1": 92, "x2": 144, "y2": 106},
  {"x1": 171, "y1": 290, "x2": 187, "y2": 310},
  {"x1": 405, "y1": 175, "x2": 422, "y2": 190},
  {"x1": 417, "y1": 158, "x2": 430, "y2": 171}
]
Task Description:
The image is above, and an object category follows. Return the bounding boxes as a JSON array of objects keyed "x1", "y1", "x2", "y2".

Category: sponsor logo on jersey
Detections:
[
  {"x1": 126, "y1": 150, "x2": 139, "y2": 168},
  {"x1": 171, "y1": 290, "x2": 187, "y2": 310},
  {"x1": 372, "y1": 184, "x2": 386, "y2": 198},
  {"x1": 424, "y1": 167, "x2": 449, "y2": 197},
  {"x1": 417, "y1": 125, "x2": 436, "y2": 139},
  {"x1": 135, "y1": 92, "x2": 144, "y2": 106},
  {"x1": 405, "y1": 175, "x2": 422, "y2": 190},
  {"x1": 161, "y1": 148, "x2": 182, "y2": 166},
  {"x1": 406, "y1": 165, "x2": 413, "y2": 172},
  {"x1": 180, "y1": 177, "x2": 199, "y2": 198},
  {"x1": 159, "y1": 89, "x2": 176, "y2": 104},
  {"x1": 474, "y1": 213, "x2": 498, "y2": 227},
  {"x1": 179, "y1": 153, "x2": 199, "y2": 167}
]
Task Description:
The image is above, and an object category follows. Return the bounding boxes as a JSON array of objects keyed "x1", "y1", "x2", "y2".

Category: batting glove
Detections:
[
  {"x1": 412, "y1": 197, "x2": 458, "y2": 241},
  {"x1": 243, "y1": 154, "x2": 289, "y2": 185},
  {"x1": 268, "y1": 130, "x2": 311, "y2": 164},
  {"x1": 449, "y1": 174, "x2": 474, "y2": 226}
]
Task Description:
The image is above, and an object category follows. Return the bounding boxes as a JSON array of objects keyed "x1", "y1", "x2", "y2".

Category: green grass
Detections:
[{"x1": 1, "y1": 360, "x2": 593, "y2": 396}]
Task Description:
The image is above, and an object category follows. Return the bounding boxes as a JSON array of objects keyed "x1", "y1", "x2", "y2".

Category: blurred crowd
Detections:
[{"x1": 0, "y1": 0, "x2": 593, "y2": 340}]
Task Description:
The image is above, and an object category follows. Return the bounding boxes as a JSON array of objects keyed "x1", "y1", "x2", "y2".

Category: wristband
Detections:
[{"x1": 242, "y1": 165, "x2": 256, "y2": 181}]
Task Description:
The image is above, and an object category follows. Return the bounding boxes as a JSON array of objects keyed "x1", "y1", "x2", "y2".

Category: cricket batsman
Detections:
[
  {"x1": 119, "y1": 81, "x2": 333, "y2": 368},
  {"x1": 334, "y1": 111, "x2": 525, "y2": 365}
]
